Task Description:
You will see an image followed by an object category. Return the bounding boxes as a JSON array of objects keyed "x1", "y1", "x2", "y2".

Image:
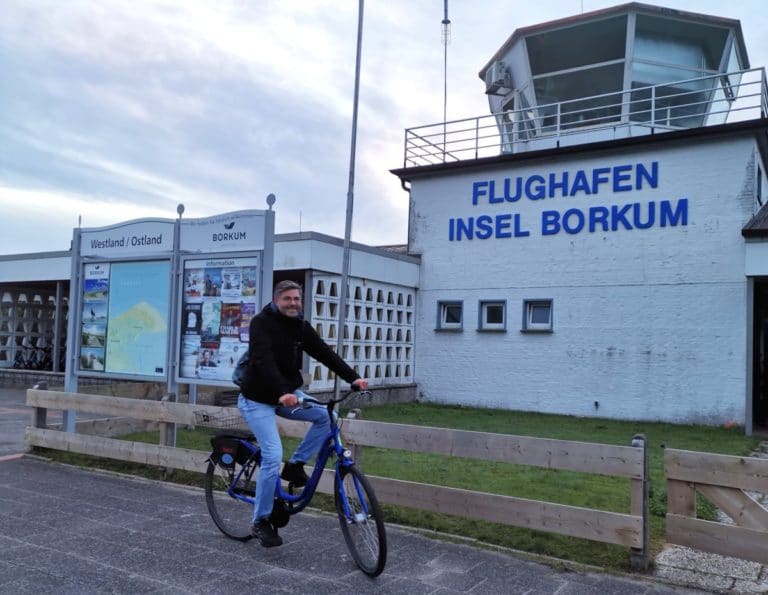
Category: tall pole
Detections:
[
  {"x1": 334, "y1": 0, "x2": 364, "y2": 399},
  {"x1": 442, "y1": 0, "x2": 451, "y2": 159},
  {"x1": 162, "y1": 203, "x2": 184, "y2": 448}
]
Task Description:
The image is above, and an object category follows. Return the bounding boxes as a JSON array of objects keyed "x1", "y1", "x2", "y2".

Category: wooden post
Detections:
[
  {"x1": 346, "y1": 408, "x2": 363, "y2": 464},
  {"x1": 629, "y1": 433, "x2": 649, "y2": 570},
  {"x1": 159, "y1": 393, "x2": 176, "y2": 479},
  {"x1": 31, "y1": 382, "x2": 48, "y2": 430}
]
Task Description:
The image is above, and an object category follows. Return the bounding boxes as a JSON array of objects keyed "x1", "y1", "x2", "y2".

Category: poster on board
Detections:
[
  {"x1": 80, "y1": 263, "x2": 109, "y2": 372},
  {"x1": 178, "y1": 255, "x2": 260, "y2": 383}
]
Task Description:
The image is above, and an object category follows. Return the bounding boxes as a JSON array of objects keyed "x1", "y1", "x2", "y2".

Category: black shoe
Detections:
[
  {"x1": 280, "y1": 461, "x2": 308, "y2": 487},
  {"x1": 252, "y1": 519, "x2": 283, "y2": 548}
]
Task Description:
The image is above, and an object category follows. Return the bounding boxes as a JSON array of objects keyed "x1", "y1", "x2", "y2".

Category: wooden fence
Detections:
[
  {"x1": 25, "y1": 388, "x2": 649, "y2": 568},
  {"x1": 665, "y1": 448, "x2": 768, "y2": 563}
]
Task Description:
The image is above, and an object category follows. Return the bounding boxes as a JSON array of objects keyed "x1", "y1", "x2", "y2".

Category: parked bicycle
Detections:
[
  {"x1": 12, "y1": 346, "x2": 52, "y2": 371},
  {"x1": 195, "y1": 389, "x2": 387, "y2": 577}
]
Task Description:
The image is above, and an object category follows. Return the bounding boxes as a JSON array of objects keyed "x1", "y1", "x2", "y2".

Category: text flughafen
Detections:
[{"x1": 448, "y1": 161, "x2": 688, "y2": 240}]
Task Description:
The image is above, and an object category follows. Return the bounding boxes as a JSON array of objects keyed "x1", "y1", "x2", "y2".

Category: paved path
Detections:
[{"x1": 0, "y1": 456, "x2": 701, "y2": 595}]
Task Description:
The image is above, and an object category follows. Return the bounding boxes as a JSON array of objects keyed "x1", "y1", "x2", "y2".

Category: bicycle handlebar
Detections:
[{"x1": 297, "y1": 388, "x2": 372, "y2": 408}]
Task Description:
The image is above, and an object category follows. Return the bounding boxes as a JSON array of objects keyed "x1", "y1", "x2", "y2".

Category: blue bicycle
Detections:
[{"x1": 196, "y1": 390, "x2": 387, "y2": 577}]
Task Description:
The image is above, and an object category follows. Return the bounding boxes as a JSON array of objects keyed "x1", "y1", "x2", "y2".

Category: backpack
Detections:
[{"x1": 232, "y1": 350, "x2": 250, "y2": 387}]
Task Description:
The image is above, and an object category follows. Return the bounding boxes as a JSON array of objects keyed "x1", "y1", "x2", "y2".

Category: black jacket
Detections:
[{"x1": 240, "y1": 303, "x2": 360, "y2": 405}]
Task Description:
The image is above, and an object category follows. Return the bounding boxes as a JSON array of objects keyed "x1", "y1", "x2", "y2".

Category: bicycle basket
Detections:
[{"x1": 194, "y1": 409, "x2": 244, "y2": 430}]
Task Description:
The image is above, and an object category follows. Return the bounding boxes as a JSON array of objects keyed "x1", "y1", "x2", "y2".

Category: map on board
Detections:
[{"x1": 105, "y1": 261, "x2": 170, "y2": 376}]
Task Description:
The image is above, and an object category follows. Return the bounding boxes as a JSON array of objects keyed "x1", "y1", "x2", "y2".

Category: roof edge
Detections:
[
  {"x1": 392, "y1": 118, "x2": 768, "y2": 181},
  {"x1": 276, "y1": 231, "x2": 420, "y2": 264}
]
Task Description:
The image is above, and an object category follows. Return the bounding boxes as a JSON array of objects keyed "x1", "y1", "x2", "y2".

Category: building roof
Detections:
[
  {"x1": 742, "y1": 202, "x2": 768, "y2": 238},
  {"x1": 479, "y1": 2, "x2": 748, "y2": 80},
  {"x1": 275, "y1": 231, "x2": 418, "y2": 263},
  {"x1": 0, "y1": 232, "x2": 419, "y2": 285},
  {"x1": 375, "y1": 244, "x2": 410, "y2": 255}
]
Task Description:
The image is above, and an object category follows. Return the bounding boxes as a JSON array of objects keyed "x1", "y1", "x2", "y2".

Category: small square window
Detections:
[
  {"x1": 437, "y1": 300, "x2": 463, "y2": 331},
  {"x1": 479, "y1": 300, "x2": 506, "y2": 331},
  {"x1": 522, "y1": 299, "x2": 553, "y2": 332}
]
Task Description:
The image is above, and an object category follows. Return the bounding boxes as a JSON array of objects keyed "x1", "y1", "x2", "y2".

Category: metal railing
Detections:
[{"x1": 403, "y1": 67, "x2": 768, "y2": 168}]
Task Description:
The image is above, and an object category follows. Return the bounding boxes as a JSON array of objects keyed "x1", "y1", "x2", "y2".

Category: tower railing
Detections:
[{"x1": 403, "y1": 67, "x2": 768, "y2": 168}]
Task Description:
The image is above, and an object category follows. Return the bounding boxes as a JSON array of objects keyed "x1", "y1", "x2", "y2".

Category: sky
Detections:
[{"x1": 2, "y1": 0, "x2": 768, "y2": 254}]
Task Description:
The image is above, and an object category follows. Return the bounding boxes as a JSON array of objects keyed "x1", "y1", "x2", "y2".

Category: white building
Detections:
[
  {"x1": 0, "y1": 232, "x2": 419, "y2": 393},
  {"x1": 393, "y1": 2, "x2": 768, "y2": 430}
]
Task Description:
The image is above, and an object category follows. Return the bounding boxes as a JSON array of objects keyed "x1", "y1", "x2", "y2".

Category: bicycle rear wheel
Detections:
[
  {"x1": 334, "y1": 465, "x2": 387, "y2": 577},
  {"x1": 204, "y1": 455, "x2": 258, "y2": 541}
]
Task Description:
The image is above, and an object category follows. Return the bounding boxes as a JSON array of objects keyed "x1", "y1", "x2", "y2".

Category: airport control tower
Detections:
[
  {"x1": 403, "y1": 2, "x2": 762, "y2": 165},
  {"x1": 479, "y1": 2, "x2": 750, "y2": 152}
]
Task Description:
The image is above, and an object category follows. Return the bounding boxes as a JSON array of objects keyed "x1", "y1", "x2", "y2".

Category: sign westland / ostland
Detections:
[{"x1": 80, "y1": 218, "x2": 175, "y2": 257}]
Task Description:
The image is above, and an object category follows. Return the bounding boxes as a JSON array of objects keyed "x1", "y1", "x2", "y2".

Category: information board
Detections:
[{"x1": 177, "y1": 254, "x2": 260, "y2": 384}]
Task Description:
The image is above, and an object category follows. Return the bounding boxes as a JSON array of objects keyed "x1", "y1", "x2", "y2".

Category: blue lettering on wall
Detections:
[
  {"x1": 613, "y1": 164, "x2": 633, "y2": 192},
  {"x1": 453, "y1": 199, "x2": 688, "y2": 240},
  {"x1": 475, "y1": 215, "x2": 494, "y2": 239},
  {"x1": 660, "y1": 198, "x2": 688, "y2": 227},
  {"x1": 505, "y1": 178, "x2": 522, "y2": 202},
  {"x1": 488, "y1": 181, "x2": 503, "y2": 204},
  {"x1": 526, "y1": 175, "x2": 546, "y2": 200},
  {"x1": 470, "y1": 162, "x2": 660, "y2": 205},
  {"x1": 589, "y1": 206, "x2": 610, "y2": 232},
  {"x1": 570, "y1": 170, "x2": 592, "y2": 196},
  {"x1": 453, "y1": 162, "x2": 686, "y2": 241},
  {"x1": 562, "y1": 208, "x2": 585, "y2": 234},
  {"x1": 448, "y1": 214, "x2": 531, "y2": 240},
  {"x1": 611, "y1": 203, "x2": 633, "y2": 231},
  {"x1": 591, "y1": 167, "x2": 611, "y2": 194},
  {"x1": 536, "y1": 199, "x2": 687, "y2": 238},
  {"x1": 636, "y1": 162, "x2": 659, "y2": 190},
  {"x1": 548, "y1": 172, "x2": 569, "y2": 198},
  {"x1": 472, "y1": 181, "x2": 487, "y2": 205},
  {"x1": 495, "y1": 213, "x2": 512, "y2": 238}
]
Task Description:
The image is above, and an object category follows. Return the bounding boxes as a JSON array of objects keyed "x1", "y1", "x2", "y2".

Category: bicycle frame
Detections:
[
  {"x1": 204, "y1": 389, "x2": 386, "y2": 577},
  {"x1": 223, "y1": 398, "x2": 356, "y2": 515}
]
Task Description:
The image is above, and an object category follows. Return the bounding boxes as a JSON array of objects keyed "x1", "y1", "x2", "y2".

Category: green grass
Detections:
[{"x1": 37, "y1": 402, "x2": 759, "y2": 571}]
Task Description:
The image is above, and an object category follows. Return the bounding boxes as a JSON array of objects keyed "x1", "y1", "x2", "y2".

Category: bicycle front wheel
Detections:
[
  {"x1": 204, "y1": 455, "x2": 258, "y2": 541},
  {"x1": 334, "y1": 465, "x2": 387, "y2": 577}
]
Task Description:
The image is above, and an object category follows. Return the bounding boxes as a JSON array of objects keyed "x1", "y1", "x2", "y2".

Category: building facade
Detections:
[{"x1": 394, "y1": 2, "x2": 768, "y2": 430}]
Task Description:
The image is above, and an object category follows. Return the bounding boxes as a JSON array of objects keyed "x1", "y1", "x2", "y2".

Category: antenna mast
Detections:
[{"x1": 441, "y1": 0, "x2": 451, "y2": 154}]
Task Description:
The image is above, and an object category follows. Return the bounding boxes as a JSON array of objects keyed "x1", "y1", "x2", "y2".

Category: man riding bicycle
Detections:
[{"x1": 237, "y1": 280, "x2": 368, "y2": 547}]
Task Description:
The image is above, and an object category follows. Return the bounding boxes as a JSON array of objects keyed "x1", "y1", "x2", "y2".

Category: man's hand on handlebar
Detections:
[
  {"x1": 280, "y1": 380, "x2": 368, "y2": 407},
  {"x1": 352, "y1": 378, "x2": 369, "y2": 391}
]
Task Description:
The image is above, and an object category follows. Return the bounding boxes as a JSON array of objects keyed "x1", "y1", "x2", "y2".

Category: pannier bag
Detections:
[{"x1": 210, "y1": 434, "x2": 256, "y2": 468}]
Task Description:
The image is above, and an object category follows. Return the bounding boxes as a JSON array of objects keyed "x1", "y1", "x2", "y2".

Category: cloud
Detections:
[
  {"x1": 2, "y1": 0, "x2": 768, "y2": 256},
  {"x1": 0, "y1": 184, "x2": 176, "y2": 253}
]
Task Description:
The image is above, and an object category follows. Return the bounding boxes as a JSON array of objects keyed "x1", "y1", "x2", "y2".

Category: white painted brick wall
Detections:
[{"x1": 409, "y1": 135, "x2": 758, "y2": 424}]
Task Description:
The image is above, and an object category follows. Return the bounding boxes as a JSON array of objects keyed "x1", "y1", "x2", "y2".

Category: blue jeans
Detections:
[{"x1": 237, "y1": 392, "x2": 330, "y2": 522}]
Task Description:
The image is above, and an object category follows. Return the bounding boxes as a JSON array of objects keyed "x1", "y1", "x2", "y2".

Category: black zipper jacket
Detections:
[{"x1": 240, "y1": 303, "x2": 360, "y2": 405}]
